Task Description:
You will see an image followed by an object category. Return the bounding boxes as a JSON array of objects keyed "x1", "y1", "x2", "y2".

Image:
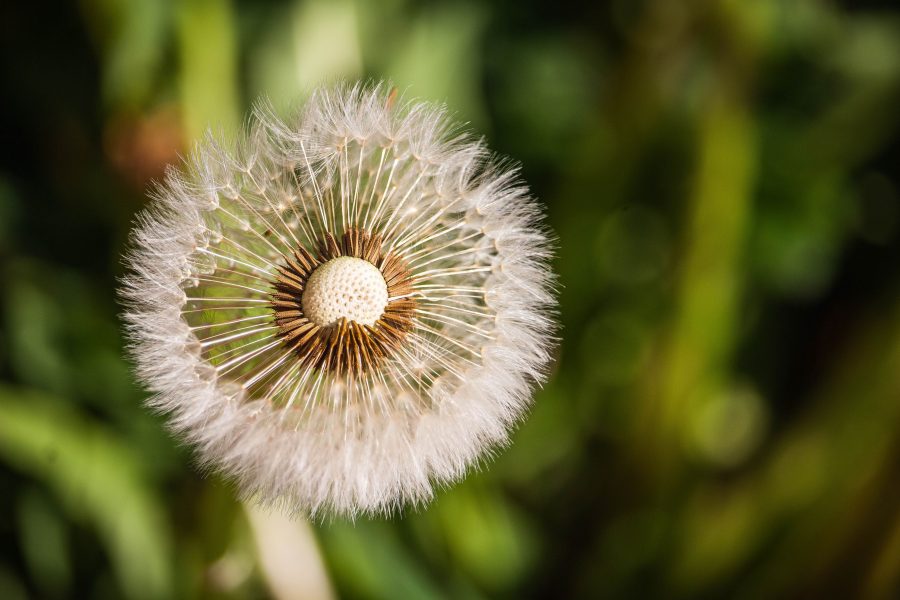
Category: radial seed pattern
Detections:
[
  {"x1": 270, "y1": 228, "x2": 416, "y2": 378},
  {"x1": 122, "y1": 83, "x2": 556, "y2": 516}
]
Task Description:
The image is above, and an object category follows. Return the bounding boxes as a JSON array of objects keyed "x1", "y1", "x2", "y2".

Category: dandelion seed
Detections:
[{"x1": 120, "y1": 83, "x2": 557, "y2": 516}]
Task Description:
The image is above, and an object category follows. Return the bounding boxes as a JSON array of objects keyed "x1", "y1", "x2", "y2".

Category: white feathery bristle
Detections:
[{"x1": 120, "y1": 82, "x2": 557, "y2": 517}]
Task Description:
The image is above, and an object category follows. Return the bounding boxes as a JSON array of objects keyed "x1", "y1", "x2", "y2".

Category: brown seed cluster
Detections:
[{"x1": 270, "y1": 228, "x2": 417, "y2": 377}]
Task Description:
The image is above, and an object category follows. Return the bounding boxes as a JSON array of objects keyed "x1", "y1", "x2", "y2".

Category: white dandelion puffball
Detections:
[{"x1": 121, "y1": 83, "x2": 556, "y2": 516}]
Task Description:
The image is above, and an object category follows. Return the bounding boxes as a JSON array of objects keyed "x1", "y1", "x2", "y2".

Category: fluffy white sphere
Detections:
[{"x1": 120, "y1": 83, "x2": 557, "y2": 517}]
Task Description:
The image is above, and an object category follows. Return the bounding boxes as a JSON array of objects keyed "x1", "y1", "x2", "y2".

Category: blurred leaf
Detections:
[
  {"x1": 411, "y1": 483, "x2": 538, "y2": 593},
  {"x1": 4, "y1": 259, "x2": 181, "y2": 478},
  {"x1": 379, "y1": 2, "x2": 488, "y2": 127},
  {"x1": 247, "y1": 0, "x2": 362, "y2": 105},
  {"x1": 17, "y1": 487, "x2": 72, "y2": 597},
  {"x1": 0, "y1": 387, "x2": 173, "y2": 600},
  {"x1": 317, "y1": 519, "x2": 446, "y2": 600},
  {"x1": 642, "y1": 87, "x2": 758, "y2": 471},
  {"x1": 5, "y1": 275, "x2": 69, "y2": 395},
  {"x1": 670, "y1": 299, "x2": 900, "y2": 597},
  {"x1": 177, "y1": 0, "x2": 239, "y2": 138},
  {"x1": 489, "y1": 37, "x2": 597, "y2": 164},
  {"x1": 0, "y1": 567, "x2": 27, "y2": 600},
  {"x1": 0, "y1": 175, "x2": 19, "y2": 251},
  {"x1": 498, "y1": 378, "x2": 581, "y2": 486},
  {"x1": 81, "y1": 0, "x2": 173, "y2": 107}
]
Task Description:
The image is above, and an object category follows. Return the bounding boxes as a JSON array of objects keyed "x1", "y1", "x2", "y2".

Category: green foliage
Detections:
[
  {"x1": 0, "y1": 388, "x2": 172, "y2": 599},
  {"x1": 2, "y1": 0, "x2": 899, "y2": 598}
]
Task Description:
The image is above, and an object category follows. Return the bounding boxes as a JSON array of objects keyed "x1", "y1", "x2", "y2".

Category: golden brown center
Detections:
[{"x1": 270, "y1": 227, "x2": 416, "y2": 377}]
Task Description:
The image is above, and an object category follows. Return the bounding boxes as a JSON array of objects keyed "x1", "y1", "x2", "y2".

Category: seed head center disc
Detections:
[{"x1": 301, "y1": 256, "x2": 389, "y2": 327}]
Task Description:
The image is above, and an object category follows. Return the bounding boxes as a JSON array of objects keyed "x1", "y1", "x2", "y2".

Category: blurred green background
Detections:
[{"x1": 2, "y1": 0, "x2": 900, "y2": 598}]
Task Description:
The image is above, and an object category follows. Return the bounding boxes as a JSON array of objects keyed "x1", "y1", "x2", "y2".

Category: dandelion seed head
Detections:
[{"x1": 120, "y1": 82, "x2": 557, "y2": 517}]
